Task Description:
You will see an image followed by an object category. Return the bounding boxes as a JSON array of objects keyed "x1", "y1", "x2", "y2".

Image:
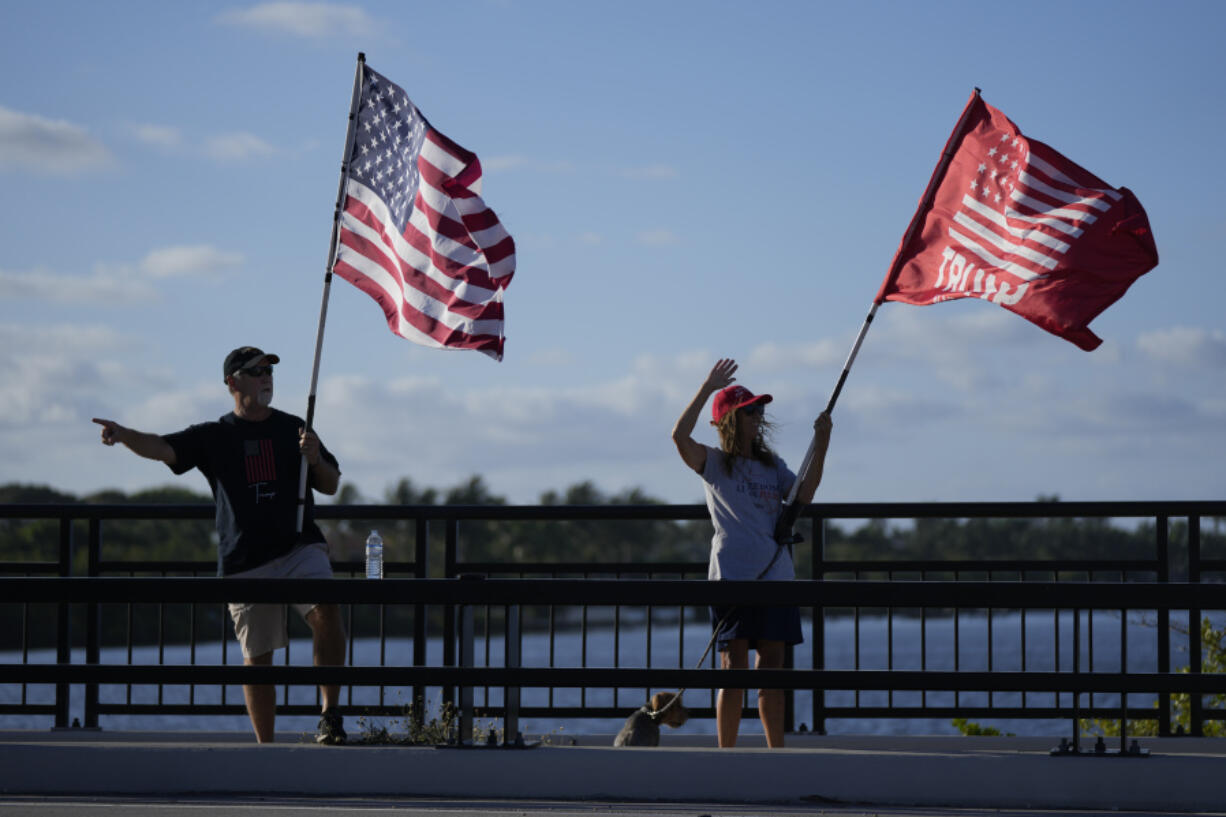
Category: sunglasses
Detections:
[
  {"x1": 738, "y1": 403, "x2": 764, "y2": 417},
  {"x1": 237, "y1": 365, "x2": 274, "y2": 377}
]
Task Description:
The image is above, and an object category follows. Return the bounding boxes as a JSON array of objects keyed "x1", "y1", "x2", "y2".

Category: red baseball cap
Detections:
[{"x1": 711, "y1": 385, "x2": 772, "y2": 424}]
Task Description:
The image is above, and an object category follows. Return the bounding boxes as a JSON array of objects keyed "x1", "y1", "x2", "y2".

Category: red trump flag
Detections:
[
  {"x1": 332, "y1": 64, "x2": 516, "y2": 360},
  {"x1": 876, "y1": 91, "x2": 1157, "y2": 351}
]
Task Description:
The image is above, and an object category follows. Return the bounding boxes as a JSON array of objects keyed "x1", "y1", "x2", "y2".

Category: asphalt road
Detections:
[{"x1": 0, "y1": 798, "x2": 1221, "y2": 817}]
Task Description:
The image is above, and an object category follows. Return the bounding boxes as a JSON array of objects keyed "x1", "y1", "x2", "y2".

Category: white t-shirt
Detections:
[{"x1": 700, "y1": 444, "x2": 796, "y2": 581}]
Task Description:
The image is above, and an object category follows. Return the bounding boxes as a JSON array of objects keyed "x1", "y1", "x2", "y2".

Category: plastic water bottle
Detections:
[{"x1": 365, "y1": 530, "x2": 384, "y2": 579}]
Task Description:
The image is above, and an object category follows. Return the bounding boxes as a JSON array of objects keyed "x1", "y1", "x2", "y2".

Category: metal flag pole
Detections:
[
  {"x1": 297, "y1": 52, "x2": 366, "y2": 533},
  {"x1": 771, "y1": 303, "x2": 877, "y2": 544},
  {"x1": 773, "y1": 88, "x2": 983, "y2": 544}
]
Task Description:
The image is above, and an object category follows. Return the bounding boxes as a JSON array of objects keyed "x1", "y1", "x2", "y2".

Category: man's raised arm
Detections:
[{"x1": 92, "y1": 418, "x2": 177, "y2": 466}]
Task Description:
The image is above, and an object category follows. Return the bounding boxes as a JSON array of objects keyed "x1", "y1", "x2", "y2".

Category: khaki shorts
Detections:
[{"x1": 227, "y1": 543, "x2": 334, "y2": 659}]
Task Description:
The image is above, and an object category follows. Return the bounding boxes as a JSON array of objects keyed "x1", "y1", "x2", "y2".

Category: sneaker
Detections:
[{"x1": 316, "y1": 710, "x2": 346, "y2": 745}]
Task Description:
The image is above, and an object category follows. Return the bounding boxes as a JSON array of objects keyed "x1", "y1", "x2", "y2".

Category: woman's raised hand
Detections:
[{"x1": 703, "y1": 358, "x2": 738, "y2": 393}]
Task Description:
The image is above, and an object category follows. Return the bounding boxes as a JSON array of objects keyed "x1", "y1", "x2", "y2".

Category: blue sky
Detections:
[{"x1": 2, "y1": 0, "x2": 1223, "y2": 505}]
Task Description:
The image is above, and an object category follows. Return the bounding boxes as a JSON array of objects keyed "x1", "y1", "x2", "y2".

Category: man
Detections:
[{"x1": 93, "y1": 346, "x2": 347, "y2": 745}]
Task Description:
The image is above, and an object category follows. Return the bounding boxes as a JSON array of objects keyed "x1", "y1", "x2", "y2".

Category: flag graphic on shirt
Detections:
[
  {"x1": 876, "y1": 92, "x2": 1158, "y2": 351},
  {"x1": 332, "y1": 64, "x2": 516, "y2": 360},
  {"x1": 244, "y1": 440, "x2": 276, "y2": 483}
]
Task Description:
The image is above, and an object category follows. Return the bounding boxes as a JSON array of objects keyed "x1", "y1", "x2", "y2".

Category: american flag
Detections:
[
  {"x1": 244, "y1": 439, "x2": 276, "y2": 483},
  {"x1": 877, "y1": 92, "x2": 1157, "y2": 351},
  {"x1": 332, "y1": 64, "x2": 515, "y2": 360}
]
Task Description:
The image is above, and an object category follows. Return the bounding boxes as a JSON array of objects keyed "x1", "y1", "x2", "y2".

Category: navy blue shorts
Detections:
[{"x1": 710, "y1": 604, "x2": 803, "y2": 651}]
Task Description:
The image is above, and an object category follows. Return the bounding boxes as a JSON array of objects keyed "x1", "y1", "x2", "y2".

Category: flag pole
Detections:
[
  {"x1": 297, "y1": 52, "x2": 366, "y2": 534},
  {"x1": 773, "y1": 88, "x2": 983, "y2": 544},
  {"x1": 771, "y1": 303, "x2": 876, "y2": 544}
]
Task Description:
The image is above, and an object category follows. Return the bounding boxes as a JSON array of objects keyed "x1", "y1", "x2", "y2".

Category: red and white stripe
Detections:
[
  {"x1": 947, "y1": 133, "x2": 1123, "y2": 285},
  {"x1": 333, "y1": 114, "x2": 515, "y2": 359},
  {"x1": 876, "y1": 91, "x2": 1159, "y2": 352}
]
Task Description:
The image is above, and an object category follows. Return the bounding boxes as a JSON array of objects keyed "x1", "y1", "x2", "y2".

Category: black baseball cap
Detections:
[{"x1": 223, "y1": 346, "x2": 280, "y2": 378}]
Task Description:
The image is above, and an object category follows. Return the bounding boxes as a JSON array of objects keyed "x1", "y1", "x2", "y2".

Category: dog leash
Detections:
[{"x1": 652, "y1": 540, "x2": 791, "y2": 721}]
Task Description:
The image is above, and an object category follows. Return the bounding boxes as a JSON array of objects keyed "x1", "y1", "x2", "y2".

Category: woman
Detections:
[{"x1": 671, "y1": 358, "x2": 833, "y2": 748}]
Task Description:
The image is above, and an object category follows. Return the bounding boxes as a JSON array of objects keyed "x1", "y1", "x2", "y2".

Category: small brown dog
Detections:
[{"x1": 613, "y1": 691, "x2": 689, "y2": 746}]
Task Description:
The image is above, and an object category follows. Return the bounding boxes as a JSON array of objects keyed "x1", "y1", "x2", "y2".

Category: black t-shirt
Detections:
[{"x1": 163, "y1": 409, "x2": 340, "y2": 575}]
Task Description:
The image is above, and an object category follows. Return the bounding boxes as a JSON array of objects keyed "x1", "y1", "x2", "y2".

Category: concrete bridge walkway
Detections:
[{"x1": 1, "y1": 731, "x2": 1223, "y2": 814}]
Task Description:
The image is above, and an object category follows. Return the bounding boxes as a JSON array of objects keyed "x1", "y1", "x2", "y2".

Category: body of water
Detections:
[{"x1": 1, "y1": 610, "x2": 1203, "y2": 739}]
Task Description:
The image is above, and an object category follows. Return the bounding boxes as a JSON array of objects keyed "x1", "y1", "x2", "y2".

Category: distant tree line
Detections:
[{"x1": 1, "y1": 480, "x2": 1220, "y2": 651}]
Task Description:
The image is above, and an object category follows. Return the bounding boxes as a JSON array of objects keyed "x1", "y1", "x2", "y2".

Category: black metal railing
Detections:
[{"x1": 1, "y1": 500, "x2": 1224, "y2": 741}]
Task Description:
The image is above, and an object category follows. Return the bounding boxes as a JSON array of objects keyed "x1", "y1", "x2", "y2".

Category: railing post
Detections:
[
  {"x1": 778, "y1": 509, "x2": 802, "y2": 734},
  {"x1": 54, "y1": 517, "x2": 73, "y2": 729},
  {"x1": 810, "y1": 513, "x2": 826, "y2": 735},
  {"x1": 1119, "y1": 602, "x2": 1128, "y2": 753},
  {"x1": 84, "y1": 517, "x2": 102, "y2": 729},
  {"x1": 458, "y1": 600, "x2": 474, "y2": 744},
  {"x1": 412, "y1": 516, "x2": 428, "y2": 732},
  {"x1": 504, "y1": 604, "x2": 521, "y2": 743},
  {"x1": 1156, "y1": 515, "x2": 1171, "y2": 736},
  {"x1": 783, "y1": 641, "x2": 795, "y2": 733},
  {"x1": 1188, "y1": 515, "x2": 1203, "y2": 737},
  {"x1": 1071, "y1": 608, "x2": 1080, "y2": 752},
  {"x1": 442, "y1": 517, "x2": 459, "y2": 710}
]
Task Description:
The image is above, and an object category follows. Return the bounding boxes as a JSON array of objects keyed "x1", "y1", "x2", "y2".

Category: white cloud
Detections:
[
  {"x1": 0, "y1": 266, "x2": 158, "y2": 304},
  {"x1": 131, "y1": 123, "x2": 183, "y2": 149},
  {"x1": 746, "y1": 340, "x2": 843, "y2": 372},
  {"x1": 5, "y1": 332, "x2": 1225, "y2": 504},
  {"x1": 635, "y1": 229, "x2": 681, "y2": 246},
  {"x1": 0, "y1": 323, "x2": 135, "y2": 424},
  {"x1": 838, "y1": 382, "x2": 958, "y2": 433},
  {"x1": 128, "y1": 122, "x2": 279, "y2": 164},
  {"x1": 1137, "y1": 326, "x2": 1226, "y2": 368},
  {"x1": 859, "y1": 305, "x2": 1059, "y2": 394},
  {"x1": 300, "y1": 343, "x2": 1155, "y2": 504},
  {"x1": 0, "y1": 322, "x2": 222, "y2": 496},
  {"x1": 215, "y1": 2, "x2": 375, "y2": 38},
  {"x1": 0, "y1": 105, "x2": 112, "y2": 175},
  {"x1": 1, "y1": 244, "x2": 242, "y2": 305},
  {"x1": 307, "y1": 356, "x2": 709, "y2": 500},
  {"x1": 140, "y1": 245, "x2": 244, "y2": 279},
  {"x1": 204, "y1": 132, "x2": 276, "y2": 162},
  {"x1": 126, "y1": 382, "x2": 224, "y2": 433},
  {"x1": 876, "y1": 305, "x2": 1034, "y2": 358}
]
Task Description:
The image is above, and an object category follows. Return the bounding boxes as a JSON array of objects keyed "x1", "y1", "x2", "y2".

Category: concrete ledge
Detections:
[{"x1": 2, "y1": 732, "x2": 1224, "y2": 811}]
